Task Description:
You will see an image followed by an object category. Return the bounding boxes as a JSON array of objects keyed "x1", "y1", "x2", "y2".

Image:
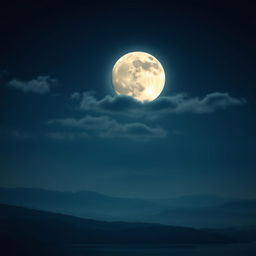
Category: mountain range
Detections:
[
  {"x1": 0, "y1": 187, "x2": 256, "y2": 228},
  {"x1": 0, "y1": 203, "x2": 238, "y2": 256}
]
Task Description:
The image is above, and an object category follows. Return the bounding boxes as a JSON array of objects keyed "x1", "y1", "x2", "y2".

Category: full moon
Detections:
[{"x1": 112, "y1": 52, "x2": 165, "y2": 102}]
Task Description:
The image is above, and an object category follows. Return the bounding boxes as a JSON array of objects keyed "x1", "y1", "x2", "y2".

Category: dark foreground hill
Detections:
[
  {"x1": 1, "y1": 204, "x2": 256, "y2": 256},
  {"x1": 0, "y1": 204, "x2": 237, "y2": 256},
  {"x1": 0, "y1": 204, "x2": 230, "y2": 244}
]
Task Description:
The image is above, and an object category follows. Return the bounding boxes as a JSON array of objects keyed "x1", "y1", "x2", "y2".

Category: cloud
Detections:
[
  {"x1": 48, "y1": 115, "x2": 167, "y2": 140},
  {"x1": 149, "y1": 92, "x2": 246, "y2": 114},
  {"x1": 70, "y1": 92, "x2": 81, "y2": 100},
  {"x1": 47, "y1": 90, "x2": 245, "y2": 141},
  {"x1": 8, "y1": 76, "x2": 57, "y2": 94},
  {"x1": 76, "y1": 91, "x2": 246, "y2": 118},
  {"x1": 79, "y1": 91, "x2": 141, "y2": 116}
]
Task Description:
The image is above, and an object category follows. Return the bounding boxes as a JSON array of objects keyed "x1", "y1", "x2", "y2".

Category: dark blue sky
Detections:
[{"x1": 0, "y1": 0, "x2": 255, "y2": 198}]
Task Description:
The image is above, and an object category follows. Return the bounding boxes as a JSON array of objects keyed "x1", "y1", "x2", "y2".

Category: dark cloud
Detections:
[
  {"x1": 79, "y1": 92, "x2": 141, "y2": 114},
  {"x1": 47, "y1": 90, "x2": 245, "y2": 141},
  {"x1": 48, "y1": 115, "x2": 166, "y2": 140},
  {"x1": 149, "y1": 92, "x2": 246, "y2": 114},
  {"x1": 77, "y1": 91, "x2": 246, "y2": 118},
  {"x1": 8, "y1": 76, "x2": 57, "y2": 94}
]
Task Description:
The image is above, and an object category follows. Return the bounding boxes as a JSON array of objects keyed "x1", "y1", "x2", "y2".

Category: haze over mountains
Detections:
[{"x1": 1, "y1": 187, "x2": 256, "y2": 228}]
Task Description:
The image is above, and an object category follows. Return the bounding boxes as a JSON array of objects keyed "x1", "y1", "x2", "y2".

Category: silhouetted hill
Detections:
[
  {"x1": 0, "y1": 187, "x2": 255, "y2": 228},
  {"x1": 0, "y1": 204, "x2": 233, "y2": 247}
]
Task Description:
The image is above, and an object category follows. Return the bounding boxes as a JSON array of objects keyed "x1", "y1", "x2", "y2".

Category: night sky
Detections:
[{"x1": 1, "y1": 1, "x2": 255, "y2": 199}]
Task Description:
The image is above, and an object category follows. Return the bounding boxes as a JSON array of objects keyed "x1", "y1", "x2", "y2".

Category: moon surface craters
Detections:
[{"x1": 112, "y1": 52, "x2": 165, "y2": 102}]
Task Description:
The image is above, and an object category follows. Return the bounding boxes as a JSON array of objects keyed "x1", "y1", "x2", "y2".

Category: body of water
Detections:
[{"x1": 55, "y1": 243, "x2": 256, "y2": 256}]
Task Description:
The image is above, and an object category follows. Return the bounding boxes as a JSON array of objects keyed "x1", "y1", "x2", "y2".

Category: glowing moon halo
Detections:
[{"x1": 112, "y1": 52, "x2": 165, "y2": 102}]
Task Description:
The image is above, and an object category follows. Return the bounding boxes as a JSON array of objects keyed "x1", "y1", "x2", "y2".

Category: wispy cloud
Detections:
[
  {"x1": 51, "y1": 90, "x2": 245, "y2": 141},
  {"x1": 149, "y1": 92, "x2": 246, "y2": 114},
  {"x1": 75, "y1": 91, "x2": 246, "y2": 118},
  {"x1": 8, "y1": 76, "x2": 57, "y2": 94},
  {"x1": 70, "y1": 92, "x2": 81, "y2": 100},
  {"x1": 48, "y1": 115, "x2": 167, "y2": 140}
]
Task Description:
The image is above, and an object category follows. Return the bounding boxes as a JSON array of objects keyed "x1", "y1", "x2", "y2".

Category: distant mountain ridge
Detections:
[
  {"x1": 152, "y1": 194, "x2": 233, "y2": 208},
  {"x1": 0, "y1": 187, "x2": 162, "y2": 220},
  {"x1": 148, "y1": 201, "x2": 256, "y2": 228},
  {"x1": 0, "y1": 187, "x2": 255, "y2": 228}
]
